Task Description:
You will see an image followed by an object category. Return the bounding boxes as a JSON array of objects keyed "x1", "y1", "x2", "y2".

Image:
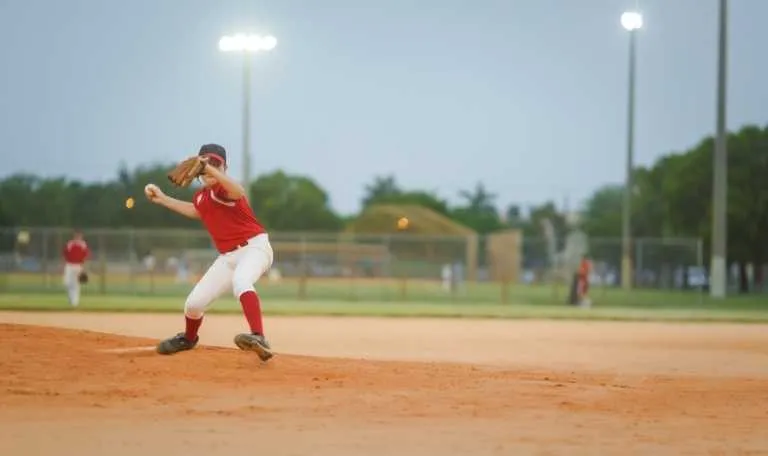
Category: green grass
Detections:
[
  {"x1": 4, "y1": 272, "x2": 767, "y2": 310},
  {"x1": 2, "y1": 272, "x2": 767, "y2": 323},
  {"x1": 1, "y1": 293, "x2": 767, "y2": 324}
]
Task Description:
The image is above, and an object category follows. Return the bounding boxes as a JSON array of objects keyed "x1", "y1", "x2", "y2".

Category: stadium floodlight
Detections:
[
  {"x1": 219, "y1": 34, "x2": 277, "y2": 53},
  {"x1": 620, "y1": 11, "x2": 642, "y2": 290},
  {"x1": 621, "y1": 11, "x2": 643, "y2": 31},
  {"x1": 218, "y1": 33, "x2": 277, "y2": 199},
  {"x1": 711, "y1": 0, "x2": 728, "y2": 298}
]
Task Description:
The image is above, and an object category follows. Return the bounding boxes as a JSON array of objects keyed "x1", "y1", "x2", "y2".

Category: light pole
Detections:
[
  {"x1": 711, "y1": 0, "x2": 728, "y2": 298},
  {"x1": 620, "y1": 11, "x2": 642, "y2": 290},
  {"x1": 218, "y1": 33, "x2": 277, "y2": 196}
]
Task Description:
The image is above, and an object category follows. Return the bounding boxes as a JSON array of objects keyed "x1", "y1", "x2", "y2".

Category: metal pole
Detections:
[
  {"x1": 696, "y1": 238, "x2": 704, "y2": 305},
  {"x1": 621, "y1": 30, "x2": 637, "y2": 290},
  {"x1": 710, "y1": 0, "x2": 728, "y2": 298},
  {"x1": 242, "y1": 53, "x2": 252, "y2": 200},
  {"x1": 635, "y1": 238, "x2": 643, "y2": 288}
]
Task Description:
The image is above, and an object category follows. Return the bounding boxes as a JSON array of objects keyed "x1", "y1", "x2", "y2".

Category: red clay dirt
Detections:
[{"x1": 0, "y1": 313, "x2": 767, "y2": 455}]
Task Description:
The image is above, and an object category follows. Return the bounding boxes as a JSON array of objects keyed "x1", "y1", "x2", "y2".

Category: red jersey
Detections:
[
  {"x1": 193, "y1": 184, "x2": 266, "y2": 253},
  {"x1": 578, "y1": 258, "x2": 592, "y2": 277},
  {"x1": 63, "y1": 239, "x2": 89, "y2": 264}
]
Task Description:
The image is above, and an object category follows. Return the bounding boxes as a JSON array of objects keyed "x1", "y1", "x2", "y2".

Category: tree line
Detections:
[
  {"x1": 1, "y1": 124, "x2": 766, "y2": 282},
  {"x1": 0, "y1": 161, "x2": 532, "y2": 236}
]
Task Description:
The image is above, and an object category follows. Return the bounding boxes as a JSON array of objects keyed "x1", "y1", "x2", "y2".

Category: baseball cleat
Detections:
[
  {"x1": 234, "y1": 333, "x2": 274, "y2": 362},
  {"x1": 156, "y1": 332, "x2": 198, "y2": 355}
]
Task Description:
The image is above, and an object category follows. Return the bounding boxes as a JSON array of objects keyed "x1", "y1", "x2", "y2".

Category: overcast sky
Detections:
[{"x1": 1, "y1": 0, "x2": 766, "y2": 215}]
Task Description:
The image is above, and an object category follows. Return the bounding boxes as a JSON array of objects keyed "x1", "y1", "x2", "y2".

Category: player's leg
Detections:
[
  {"x1": 62, "y1": 264, "x2": 71, "y2": 305},
  {"x1": 156, "y1": 255, "x2": 233, "y2": 355},
  {"x1": 578, "y1": 275, "x2": 591, "y2": 308},
  {"x1": 71, "y1": 265, "x2": 82, "y2": 307},
  {"x1": 230, "y1": 242, "x2": 274, "y2": 361},
  {"x1": 63, "y1": 264, "x2": 77, "y2": 307}
]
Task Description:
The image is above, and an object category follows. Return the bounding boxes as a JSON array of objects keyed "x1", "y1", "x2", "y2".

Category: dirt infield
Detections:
[{"x1": 1, "y1": 313, "x2": 767, "y2": 455}]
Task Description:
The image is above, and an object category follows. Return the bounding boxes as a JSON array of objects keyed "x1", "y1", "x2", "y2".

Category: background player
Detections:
[
  {"x1": 62, "y1": 230, "x2": 89, "y2": 307},
  {"x1": 144, "y1": 144, "x2": 274, "y2": 361}
]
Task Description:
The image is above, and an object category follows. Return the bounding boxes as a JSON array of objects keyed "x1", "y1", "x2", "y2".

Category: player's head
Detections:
[
  {"x1": 198, "y1": 144, "x2": 227, "y2": 187},
  {"x1": 72, "y1": 229, "x2": 83, "y2": 240}
]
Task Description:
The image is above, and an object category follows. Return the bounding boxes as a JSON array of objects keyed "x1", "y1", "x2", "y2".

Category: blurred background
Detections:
[{"x1": 1, "y1": 0, "x2": 766, "y2": 309}]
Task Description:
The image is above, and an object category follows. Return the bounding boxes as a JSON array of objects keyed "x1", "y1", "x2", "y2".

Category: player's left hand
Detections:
[{"x1": 167, "y1": 156, "x2": 207, "y2": 187}]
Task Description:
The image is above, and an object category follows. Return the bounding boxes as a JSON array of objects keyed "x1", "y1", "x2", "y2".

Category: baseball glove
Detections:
[
  {"x1": 78, "y1": 271, "x2": 89, "y2": 284},
  {"x1": 167, "y1": 156, "x2": 206, "y2": 187}
]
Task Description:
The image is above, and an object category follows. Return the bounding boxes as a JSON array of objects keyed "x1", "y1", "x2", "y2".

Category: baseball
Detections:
[
  {"x1": 144, "y1": 184, "x2": 158, "y2": 198},
  {"x1": 397, "y1": 217, "x2": 410, "y2": 230}
]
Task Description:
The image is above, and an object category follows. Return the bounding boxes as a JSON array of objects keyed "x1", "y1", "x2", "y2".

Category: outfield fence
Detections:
[{"x1": 0, "y1": 227, "x2": 705, "y2": 304}]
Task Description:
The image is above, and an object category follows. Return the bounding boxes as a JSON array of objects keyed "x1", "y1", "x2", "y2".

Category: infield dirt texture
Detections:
[{"x1": 1, "y1": 313, "x2": 766, "y2": 455}]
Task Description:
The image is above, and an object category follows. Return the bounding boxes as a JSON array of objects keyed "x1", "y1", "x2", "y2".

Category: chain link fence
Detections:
[{"x1": 0, "y1": 227, "x2": 706, "y2": 304}]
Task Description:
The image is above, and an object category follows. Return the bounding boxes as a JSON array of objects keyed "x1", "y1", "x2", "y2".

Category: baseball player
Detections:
[
  {"x1": 144, "y1": 144, "x2": 274, "y2": 361},
  {"x1": 62, "y1": 230, "x2": 89, "y2": 307},
  {"x1": 576, "y1": 255, "x2": 592, "y2": 307}
]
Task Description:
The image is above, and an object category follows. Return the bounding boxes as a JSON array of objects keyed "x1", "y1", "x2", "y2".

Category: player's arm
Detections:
[
  {"x1": 204, "y1": 164, "x2": 245, "y2": 200},
  {"x1": 144, "y1": 184, "x2": 200, "y2": 219},
  {"x1": 157, "y1": 196, "x2": 200, "y2": 219}
]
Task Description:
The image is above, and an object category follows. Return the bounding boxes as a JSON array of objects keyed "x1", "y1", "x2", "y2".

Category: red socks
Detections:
[
  {"x1": 185, "y1": 316, "x2": 203, "y2": 341},
  {"x1": 183, "y1": 291, "x2": 263, "y2": 341},
  {"x1": 239, "y1": 290, "x2": 264, "y2": 335}
]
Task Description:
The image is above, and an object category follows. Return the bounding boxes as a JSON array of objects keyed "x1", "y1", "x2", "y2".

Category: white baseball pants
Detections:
[
  {"x1": 63, "y1": 263, "x2": 83, "y2": 307},
  {"x1": 184, "y1": 234, "x2": 274, "y2": 319}
]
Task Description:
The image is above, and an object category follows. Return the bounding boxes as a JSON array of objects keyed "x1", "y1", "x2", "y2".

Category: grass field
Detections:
[
  {"x1": 3, "y1": 271, "x2": 767, "y2": 305},
  {"x1": 3, "y1": 270, "x2": 767, "y2": 323},
  {"x1": 2, "y1": 291, "x2": 768, "y2": 323}
]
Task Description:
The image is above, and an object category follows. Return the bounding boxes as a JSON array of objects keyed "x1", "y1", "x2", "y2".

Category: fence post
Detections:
[
  {"x1": 396, "y1": 234, "x2": 408, "y2": 301},
  {"x1": 128, "y1": 229, "x2": 136, "y2": 294},
  {"x1": 635, "y1": 239, "x2": 643, "y2": 288},
  {"x1": 56, "y1": 229, "x2": 63, "y2": 287},
  {"x1": 298, "y1": 234, "x2": 307, "y2": 300},
  {"x1": 696, "y1": 238, "x2": 704, "y2": 305},
  {"x1": 98, "y1": 231, "x2": 106, "y2": 295},
  {"x1": 42, "y1": 228, "x2": 49, "y2": 289},
  {"x1": 465, "y1": 234, "x2": 478, "y2": 282},
  {"x1": 345, "y1": 232, "x2": 357, "y2": 301},
  {"x1": 384, "y1": 235, "x2": 392, "y2": 301}
]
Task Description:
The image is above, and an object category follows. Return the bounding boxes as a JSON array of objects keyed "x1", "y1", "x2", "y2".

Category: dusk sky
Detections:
[{"x1": 1, "y1": 0, "x2": 766, "y2": 215}]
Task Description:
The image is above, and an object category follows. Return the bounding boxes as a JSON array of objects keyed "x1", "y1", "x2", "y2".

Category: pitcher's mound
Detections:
[
  {"x1": 1, "y1": 322, "x2": 766, "y2": 456},
  {"x1": 0, "y1": 322, "x2": 540, "y2": 415}
]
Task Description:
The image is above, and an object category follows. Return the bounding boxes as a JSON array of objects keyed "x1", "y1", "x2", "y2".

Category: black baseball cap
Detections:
[{"x1": 198, "y1": 144, "x2": 227, "y2": 164}]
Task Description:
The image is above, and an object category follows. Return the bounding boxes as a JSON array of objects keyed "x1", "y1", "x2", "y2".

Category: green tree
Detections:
[
  {"x1": 631, "y1": 166, "x2": 667, "y2": 237},
  {"x1": 0, "y1": 175, "x2": 43, "y2": 226},
  {"x1": 0, "y1": 200, "x2": 9, "y2": 227},
  {"x1": 450, "y1": 182, "x2": 503, "y2": 234},
  {"x1": 580, "y1": 123, "x2": 768, "y2": 292},
  {"x1": 362, "y1": 175, "x2": 401, "y2": 206},
  {"x1": 582, "y1": 184, "x2": 623, "y2": 237},
  {"x1": 249, "y1": 170, "x2": 341, "y2": 231},
  {"x1": 362, "y1": 175, "x2": 449, "y2": 215},
  {"x1": 505, "y1": 204, "x2": 523, "y2": 227},
  {"x1": 725, "y1": 125, "x2": 768, "y2": 289}
]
